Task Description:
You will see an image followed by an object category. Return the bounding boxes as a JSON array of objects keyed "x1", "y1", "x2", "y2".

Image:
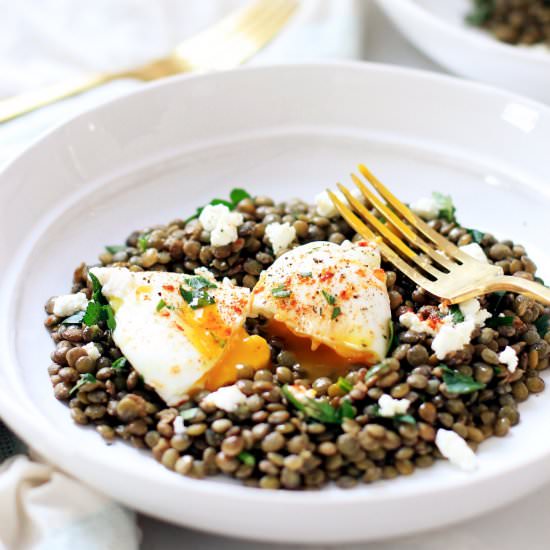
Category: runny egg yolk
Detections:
[
  {"x1": 173, "y1": 298, "x2": 270, "y2": 391},
  {"x1": 265, "y1": 320, "x2": 377, "y2": 379}
]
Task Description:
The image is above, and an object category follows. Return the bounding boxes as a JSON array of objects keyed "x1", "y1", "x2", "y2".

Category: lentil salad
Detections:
[{"x1": 44, "y1": 190, "x2": 549, "y2": 490}]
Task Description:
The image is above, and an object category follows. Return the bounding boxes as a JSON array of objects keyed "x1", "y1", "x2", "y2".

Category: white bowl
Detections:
[
  {"x1": 377, "y1": 0, "x2": 550, "y2": 103},
  {"x1": 0, "y1": 63, "x2": 549, "y2": 544}
]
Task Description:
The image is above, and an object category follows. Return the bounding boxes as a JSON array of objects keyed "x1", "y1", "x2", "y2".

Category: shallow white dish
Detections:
[
  {"x1": 0, "y1": 63, "x2": 550, "y2": 544},
  {"x1": 377, "y1": 0, "x2": 550, "y2": 103}
]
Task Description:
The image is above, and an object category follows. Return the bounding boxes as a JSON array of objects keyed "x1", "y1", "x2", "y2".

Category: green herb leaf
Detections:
[
  {"x1": 83, "y1": 274, "x2": 116, "y2": 330},
  {"x1": 105, "y1": 245, "x2": 126, "y2": 254},
  {"x1": 281, "y1": 385, "x2": 356, "y2": 424},
  {"x1": 184, "y1": 275, "x2": 217, "y2": 290},
  {"x1": 486, "y1": 315, "x2": 515, "y2": 328},
  {"x1": 450, "y1": 304, "x2": 465, "y2": 323},
  {"x1": 179, "y1": 286, "x2": 215, "y2": 309},
  {"x1": 432, "y1": 192, "x2": 456, "y2": 223},
  {"x1": 534, "y1": 314, "x2": 549, "y2": 338},
  {"x1": 185, "y1": 188, "x2": 252, "y2": 223},
  {"x1": 229, "y1": 188, "x2": 251, "y2": 205},
  {"x1": 386, "y1": 320, "x2": 398, "y2": 354},
  {"x1": 331, "y1": 306, "x2": 342, "y2": 320},
  {"x1": 89, "y1": 272, "x2": 104, "y2": 303},
  {"x1": 70, "y1": 373, "x2": 96, "y2": 395},
  {"x1": 299, "y1": 271, "x2": 313, "y2": 278},
  {"x1": 394, "y1": 414, "x2": 416, "y2": 425},
  {"x1": 467, "y1": 229, "x2": 484, "y2": 244},
  {"x1": 62, "y1": 310, "x2": 86, "y2": 324},
  {"x1": 237, "y1": 451, "x2": 256, "y2": 467},
  {"x1": 466, "y1": 0, "x2": 494, "y2": 26},
  {"x1": 111, "y1": 357, "x2": 128, "y2": 370},
  {"x1": 321, "y1": 290, "x2": 336, "y2": 305},
  {"x1": 441, "y1": 365, "x2": 486, "y2": 394},
  {"x1": 104, "y1": 305, "x2": 116, "y2": 331},
  {"x1": 82, "y1": 301, "x2": 103, "y2": 326},
  {"x1": 337, "y1": 377, "x2": 353, "y2": 393},
  {"x1": 180, "y1": 407, "x2": 200, "y2": 421},
  {"x1": 156, "y1": 299, "x2": 167, "y2": 312},
  {"x1": 137, "y1": 232, "x2": 150, "y2": 252},
  {"x1": 271, "y1": 285, "x2": 292, "y2": 298}
]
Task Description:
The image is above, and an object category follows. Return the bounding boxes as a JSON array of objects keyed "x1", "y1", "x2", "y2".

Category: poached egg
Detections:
[
  {"x1": 250, "y1": 240, "x2": 391, "y2": 371},
  {"x1": 90, "y1": 267, "x2": 270, "y2": 406}
]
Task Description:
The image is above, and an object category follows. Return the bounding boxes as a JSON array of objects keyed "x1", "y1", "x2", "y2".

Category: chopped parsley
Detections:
[
  {"x1": 331, "y1": 306, "x2": 342, "y2": 320},
  {"x1": 185, "y1": 187, "x2": 252, "y2": 223},
  {"x1": 184, "y1": 275, "x2": 217, "y2": 290},
  {"x1": 237, "y1": 451, "x2": 256, "y2": 467},
  {"x1": 321, "y1": 290, "x2": 336, "y2": 305},
  {"x1": 281, "y1": 385, "x2": 356, "y2": 424},
  {"x1": 61, "y1": 310, "x2": 86, "y2": 325},
  {"x1": 180, "y1": 407, "x2": 200, "y2": 421},
  {"x1": 271, "y1": 285, "x2": 292, "y2": 298},
  {"x1": 70, "y1": 373, "x2": 96, "y2": 395},
  {"x1": 534, "y1": 314, "x2": 549, "y2": 338},
  {"x1": 82, "y1": 273, "x2": 116, "y2": 330},
  {"x1": 432, "y1": 192, "x2": 456, "y2": 223},
  {"x1": 156, "y1": 299, "x2": 167, "y2": 312},
  {"x1": 467, "y1": 228, "x2": 485, "y2": 244},
  {"x1": 486, "y1": 315, "x2": 515, "y2": 328},
  {"x1": 105, "y1": 245, "x2": 126, "y2": 254},
  {"x1": 441, "y1": 365, "x2": 486, "y2": 394},
  {"x1": 180, "y1": 286, "x2": 216, "y2": 309},
  {"x1": 466, "y1": 0, "x2": 493, "y2": 26},
  {"x1": 137, "y1": 232, "x2": 150, "y2": 252},
  {"x1": 111, "y1": 357, "x2": 128, "y2": 371},
  {"x1": 336, "y1": 376, "x2": 353, "y2": 393},
  {"x1": 450, "y1": 304, "x2": 465, "y2": 323}
]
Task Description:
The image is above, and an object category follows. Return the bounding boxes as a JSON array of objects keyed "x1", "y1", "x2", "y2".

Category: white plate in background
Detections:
[
  {"x1": 0, "y1": 63, "x2": 549, "y2": 543},
  {"x1": 377, "y1": 0, "x2": 550, "y2": 103}
]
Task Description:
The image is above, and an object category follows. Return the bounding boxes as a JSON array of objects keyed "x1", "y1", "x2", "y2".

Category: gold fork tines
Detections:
[
  {"x1": 0, "y1": 0, "x2": 298, "y2": 123},
  {"x1": 328, "y1": 165, "x2": 550, "y2": 305}
]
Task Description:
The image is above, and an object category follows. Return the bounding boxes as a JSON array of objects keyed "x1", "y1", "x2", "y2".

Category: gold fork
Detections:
[
  {"x1": 328, "y1": 164, "x2": 550, "y2": 305},
  {"x1": 0, "y1": 0, "x2": 297, "y2": 123}
]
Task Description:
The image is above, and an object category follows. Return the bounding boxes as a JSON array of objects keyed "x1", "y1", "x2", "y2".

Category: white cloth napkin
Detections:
[{"x1": 0, "y1": 1, "x2": 367, "y2": 548}]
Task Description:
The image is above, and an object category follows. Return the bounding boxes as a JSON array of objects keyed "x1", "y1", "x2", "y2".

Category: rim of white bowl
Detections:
[
  {"x1": 380, "y1": 0, "x2": 550, "y2": 66},
  {"x1": 1, "y1": 62, "x2": 550, "y2": 508}
]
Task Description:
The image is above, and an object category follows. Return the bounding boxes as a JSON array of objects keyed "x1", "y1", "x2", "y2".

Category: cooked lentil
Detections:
[{"x1": 44, "y1": 193, "x2": 549, "y2": 489}]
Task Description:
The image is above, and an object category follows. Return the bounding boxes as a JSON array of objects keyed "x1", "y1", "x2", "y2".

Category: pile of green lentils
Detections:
[
  {"x1": 44, "y1": 194, "x2": 549, "y2": 490},
  {"x1": 468, "y1": 0, "x2": 550, "y2": 45}
]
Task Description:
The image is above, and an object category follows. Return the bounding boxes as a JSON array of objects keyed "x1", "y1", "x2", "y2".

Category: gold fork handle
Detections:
[
  {"x1": 0, "y1": 72, "x2": 126, "y2": 123},
  {"x1": 486, "y1": 275, "x2": 550, "y2": 306}
]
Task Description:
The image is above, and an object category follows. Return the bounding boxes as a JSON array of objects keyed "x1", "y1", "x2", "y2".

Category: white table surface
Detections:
[{"x1": 139, "y1": 4, "x2": 550, "y2": 548}]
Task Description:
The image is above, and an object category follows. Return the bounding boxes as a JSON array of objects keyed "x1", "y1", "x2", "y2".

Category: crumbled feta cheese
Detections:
[
  {"x1": 499, "y1": 346, "x2": 518, "y2": 373},
  {"x1": 460, "y1": 243, "x2": 488, "y2": 264},
  {"x1": 399, "y1": 311, "x2": 438, "y2": 336},
  {"x1": 459, "y1": 298, "x2": 492, "y2": 327},
  {"x1": 173, "y1": 415, "x2": 186, "y2": 435},
  {"x1": 314, "y1": 188, "x2": 364, "y2": 218},
  {"x1": 82, "y1": 343, "x2": 101, "y2": 361},
  {"x1": 410, "y1": 196, "x2": 439, "y2": 220},
  {"x1": 431, "y1": 320, "x2": 475, "y2": 359},
  {"x1": 52, "y1": 292, "x2": 88, "y2": 317},
  {"x1": 199, "y1": 204, "x2": 243, "y2": 247},
  {"x1": 378, "y1": 394, "x2": 411, "y2": 417},
  {"x1": 90, "y1": 267, "x2": 133, "y2": 299},
  {"x1": 265, "y1": 222, "x2": 296, "y2": 255},
  {"x1": 435, "y1": 429, "x2": 477, "y2": 472},
  {"x1": 203, "y1": 385, "x2": 247, "y2": 412}
]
